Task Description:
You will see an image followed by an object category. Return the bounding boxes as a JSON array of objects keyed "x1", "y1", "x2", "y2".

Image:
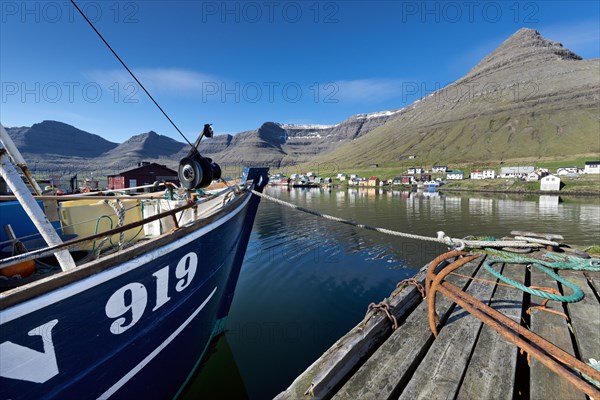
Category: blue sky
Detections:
[{"x1": 1, "y1": 1, "x2": 599, "y2": 143}]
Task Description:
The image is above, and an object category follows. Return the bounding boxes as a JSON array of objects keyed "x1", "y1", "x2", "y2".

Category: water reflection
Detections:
[
  {"x1": 224, "y1": 187, "x2": 600, "y2": 399},
  {"x1": 538, "y1": 195, "x2": 560, "y2": 215}
]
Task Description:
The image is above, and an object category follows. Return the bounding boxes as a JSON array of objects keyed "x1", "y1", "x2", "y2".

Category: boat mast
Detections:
[
  {"x1": 0, "y1": 124, "x2": 43, "y2": 195},
  {"x1": 0, "y1": 124, "x2": 76, "y2": 271}
]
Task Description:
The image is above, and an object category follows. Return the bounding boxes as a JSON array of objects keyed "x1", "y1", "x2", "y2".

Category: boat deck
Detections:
[{"x1": 275, "y1": 252, "x2": 600, "y2": 400}]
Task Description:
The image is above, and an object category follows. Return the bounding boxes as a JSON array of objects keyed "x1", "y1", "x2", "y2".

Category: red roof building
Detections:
[{"x1": 107, "y1": 162, "x2": 179, "y2": 191}]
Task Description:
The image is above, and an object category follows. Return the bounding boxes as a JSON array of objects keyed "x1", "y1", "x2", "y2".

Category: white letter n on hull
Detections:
[{"x1": 0, "y1": 319, "x2": 60, "y2": 383}]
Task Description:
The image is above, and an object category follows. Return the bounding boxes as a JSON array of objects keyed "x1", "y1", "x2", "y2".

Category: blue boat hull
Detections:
[{"x1": 0, "y1": 170, "x2": 267, "y2": 399}]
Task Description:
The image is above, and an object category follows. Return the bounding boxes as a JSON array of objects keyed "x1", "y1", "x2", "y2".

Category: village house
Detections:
[
  {"x1": 107, "y1": 162, "x2": 179, "y2": 191},
  {"x1": 393, "y1": 176, "x2": 413, "y2": 185},
  {"x1": 420, "y1": 174, "x2": 432, "y2": 182},
  {"x1": 470, "y1": 169, "x2": 496, "y2": 180},
  {"x1": 500, "y1": 166, "x2": 534, "y2": 179},
  {"x1": 446, "y1": 171, "x2": 464, "y2": 180},
  {"x1": 584, "y1": 161, "x2": 600, "y2": 174},
  {"x1": 556, "y1": 167, "x2": 581, "y2": 176},
  {"x1": 525, "y1": 168, "x2": 549, "y2": 181},
  {"x1": 432, "y1": 165, "x2": 448, "y2": 173},
  {"x1": 407, "y1": 167, "x2": 424, "y2": 174},
  {"x1": 336, "y1": 173, "x2": 347, "y2": 181},
  {"x1": 526, "y1": 172, "x2": 542, "y2": 181},
  {"x1": 368, "y1": 176, "x2": 380, "y2": 187},
  {"x1": 540, "y1": 174, "x2": 561, "y2": 191}
]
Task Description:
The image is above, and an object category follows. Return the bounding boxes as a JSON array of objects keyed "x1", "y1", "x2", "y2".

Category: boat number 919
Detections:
[{"x1": 105, "y1": 252, "x2": 198, "y2": 335}]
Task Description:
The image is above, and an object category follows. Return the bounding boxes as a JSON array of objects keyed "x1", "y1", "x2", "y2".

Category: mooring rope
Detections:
[
  {"x1": 480, "y1": 249, "x2": 600, "y2": 302},
  {"x1": 250, "y1": 190, "x2": 544, "y2": 250},
  {"x1": 485, "y1": 248, "x2": 600, "y2": 271}
]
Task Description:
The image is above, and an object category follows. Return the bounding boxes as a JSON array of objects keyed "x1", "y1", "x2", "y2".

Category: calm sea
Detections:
[{"x1": 186, "y1": 186, "x2": 600, "y2": 399}]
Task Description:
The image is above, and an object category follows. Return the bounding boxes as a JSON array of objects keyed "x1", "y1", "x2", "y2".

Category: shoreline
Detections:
[
  {"x1": 438, "y1": 187, "x2": 600, "y2": 197},
  {"x1": 268, "y1": 183, "x2": 600, "y2": 197}
]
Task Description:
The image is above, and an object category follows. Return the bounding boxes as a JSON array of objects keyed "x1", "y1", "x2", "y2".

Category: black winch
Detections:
[{"x1": 178, "y1": 124, "x2": 222, "y2": 190}]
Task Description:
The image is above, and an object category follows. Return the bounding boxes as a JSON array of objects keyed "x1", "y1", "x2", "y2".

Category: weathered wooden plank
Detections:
[
  {"x1": 397, "y1": 259, "x2": 499, "y2": 400},
  {"x1": 560, "y1": 270, "x2": 600, "y2": 368},
  {"x1": 457, "y1": 263, "x2": 525, "y2": 400},
  {"x1": 510, "y1": 231, "x2": 564, "y2": 241},
  {"x1": 584, "y1": 270, "x2": 600, "y2": 298},
  {"x1": 332, "y1": 258, "x2": 482, "y2": 400},
  {"x1": 274, "y1": 265, "x2": 430, "y2": 400},
  {"x1": 529, "y1": 267, "x2": 586, "y2": 400}
]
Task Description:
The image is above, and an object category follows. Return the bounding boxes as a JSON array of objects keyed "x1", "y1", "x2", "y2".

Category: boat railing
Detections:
[{"x1": 0, "y1": 183, "x2": 249, "y2": 272}]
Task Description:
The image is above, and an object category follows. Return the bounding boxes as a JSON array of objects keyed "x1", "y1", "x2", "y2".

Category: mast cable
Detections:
[{"x1": 69, "y1": 0, "x2": 196, "y2": 150}]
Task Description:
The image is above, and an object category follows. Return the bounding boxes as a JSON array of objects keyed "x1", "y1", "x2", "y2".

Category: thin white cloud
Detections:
[
  {"x1": 86, "y1": 68, "x2": 220, "y2": 93},
  {"x1": 333, "y1": 78, "x2": 407, "y2": 103}
]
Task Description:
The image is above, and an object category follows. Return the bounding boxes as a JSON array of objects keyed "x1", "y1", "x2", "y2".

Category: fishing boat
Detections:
[{"x1": 0, "y1": 124, "x2": 269, "y2": 399}]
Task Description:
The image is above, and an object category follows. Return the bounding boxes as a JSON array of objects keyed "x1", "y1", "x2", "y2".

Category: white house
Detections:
[
  {"x1": 500, "y1": 166, "x2": 534, "y2": 178},
  {"x1": 526, "y1": 172, "x2": 541, "y2": 181},
  {"x1": 540, "y1": 174, "x2": 561, "y2": 191},
  {"x1": 584, "y1": 161, "x2": 600, "y2": 174},
  {"x1": 471, "y1": 170, "x2": 496, "y2": 180},
  {"x1": 446, "y1": 171, "x2": 464, "y2": 180},
  {"x1": 556, "y1": 167, "x2": 581, "y2": 176},
  {"x1": 432, "y1": 165, "x2": 448, "y2": 173},
  {"x1": 407, "y1": 167, "x2": 424, "y2": 174}
]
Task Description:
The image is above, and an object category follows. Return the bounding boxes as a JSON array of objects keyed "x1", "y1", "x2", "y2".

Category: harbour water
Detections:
[{"x1": 188, "y1": 186, "x2": 600, "y2": 399}]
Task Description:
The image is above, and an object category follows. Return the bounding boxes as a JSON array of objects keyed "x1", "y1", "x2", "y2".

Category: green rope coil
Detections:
[
  {"x1": 485, "y1": 248, "x2": 600, "y2": 272},
  {"x1": 483, "y1": 258, "x2": 584, "y2": 303},
  {"x1": 481, "y1": 249, "x2": 600, "y2": 303}
]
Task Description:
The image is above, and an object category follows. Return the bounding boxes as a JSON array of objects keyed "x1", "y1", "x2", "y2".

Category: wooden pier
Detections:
[{"x1": 275, "y1": 250, "x2": 600, "y2": 400}]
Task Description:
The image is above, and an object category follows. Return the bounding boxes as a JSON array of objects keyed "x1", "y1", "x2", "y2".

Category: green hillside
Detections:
[{"x1": 311, "y1": 29, "x2": 600, "y2": 168}]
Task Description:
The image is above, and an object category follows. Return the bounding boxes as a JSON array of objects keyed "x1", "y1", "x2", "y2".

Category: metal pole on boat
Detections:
[
  {"x1": 0, "y1": 124, "x2": 43, "y2": 195},
  {"x1": 0, "y1": 128, "x2": 76, "y2": 271}
]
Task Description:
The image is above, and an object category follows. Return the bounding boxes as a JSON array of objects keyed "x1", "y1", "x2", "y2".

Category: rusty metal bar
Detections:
[
  {"x1": 438, "y1": 282, "x2": 600, "y2": 398},
  {"x1": 424, "y1": 252, "x2": 600, "y2": 398},
  {"x1": 427, "y1": 253, "x2": 481, "y2": 336}
]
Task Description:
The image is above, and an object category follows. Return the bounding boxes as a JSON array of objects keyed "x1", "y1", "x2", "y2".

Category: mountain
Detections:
[
  {"x1": 6, "y1": 120, "x2": 118, "y2": 157},
  {"x1": 310, "y1": 28, "x2": 600, "y2": 166},
  {"x1": 197, "y1": 110, "x2": 402, "y2": 166},
  {"x1": 4, "y1": 108, "x2": 398, "y2": 172},
  {"x1": 101, "y1": 131, "x2": 187, "y2": 165}
]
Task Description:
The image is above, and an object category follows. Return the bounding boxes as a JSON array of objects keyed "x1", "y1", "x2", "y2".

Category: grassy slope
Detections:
[
  {"x1": 312, "y1": 106, "x2": 599, "y2": 167},
  {"x1": 303, "y1": 38, "x2": 600, "y2": 169}
]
